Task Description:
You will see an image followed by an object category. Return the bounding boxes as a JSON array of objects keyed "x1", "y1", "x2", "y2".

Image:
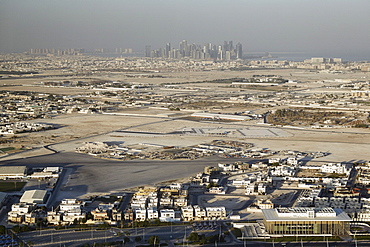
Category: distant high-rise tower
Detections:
[
  {"x1": 145, "y1": 45, "x2": 151, "y2": 57},
  {"x1": 236, "y1": 42, "x2": 243, "y2": 59},
  {"x1": 179, "y1": 40, "x2": 188, "y2": 56},
  {"x1": 166, "y1": 43, "x2": 171, "y2": 58}
]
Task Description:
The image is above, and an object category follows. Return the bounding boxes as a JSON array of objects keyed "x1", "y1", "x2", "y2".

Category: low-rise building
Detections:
[
  {"x1": 147, "y1": 207, "x2": 158, "y2": 220},
  {"x1": 194, "y1": 205, "x2": 207, "y2": 221},
  {"x1": 20, "y1": 190, "x2": 48, "y2": 205},
  {"x1": 181, "y1": 205, "x2": 194, "y2": 221},
  {"x1": 135, "y1": 208, "x2": 147, "y2": 222},
  {"x1": 262, "y1": 207, "x2": 351, "y2": 236},
  {"x1": 159, "y1": 209, "x2": 176, "y2": 222},
  {"x1": 206, "y1": 206, "x2": 226, "y2": 220},
  {"x1": 321, "y1": 163, "x2": 352, "y2": 174}
]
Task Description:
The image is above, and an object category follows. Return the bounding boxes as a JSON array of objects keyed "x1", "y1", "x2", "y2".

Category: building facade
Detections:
[{"x1": 262, "y1": 207, "x2": 350, "y2": 236}]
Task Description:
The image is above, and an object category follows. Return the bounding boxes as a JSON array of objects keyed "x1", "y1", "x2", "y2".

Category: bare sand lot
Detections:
[
  {"x1": 3, "y1": 68, "x2": 368, "y2": 90},
  {"x1": 3, "y1": 111, "x2": 370, "y2": 164},
  {"x1": 198, "y1": 195, "x2": 251, "y2": 210},
  {"x1": 2, "y1": 68, "x2": 370, "y2": 199}
]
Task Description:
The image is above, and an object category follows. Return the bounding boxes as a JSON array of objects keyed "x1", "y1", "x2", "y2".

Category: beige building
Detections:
[
  {"x1": 206, "y1": 206, "x2": 226, "y2": 220},
  {"x1": 262, "y1": 207, "x2": 351, "y2": 236},
  {"x1": 181, "y1": 205, "x2": 194, "y2": 221}
]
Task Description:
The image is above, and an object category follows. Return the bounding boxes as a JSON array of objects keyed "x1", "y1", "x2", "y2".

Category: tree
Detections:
[
  {"x1": 188, "y1": 232, "x2": 200, "y2": 242},
  {"x1": 123, "y1": 237, "x2": 130, "y2": 243},
  {"x1": 148, "y1": 235, "x2": 160, "y2": 246},
  {"x1": 0, "y1": 225, "x2": 6, "y2": 234},
  {"x1": 134, "y1": 236, "x2": 142, "y2": 242}
]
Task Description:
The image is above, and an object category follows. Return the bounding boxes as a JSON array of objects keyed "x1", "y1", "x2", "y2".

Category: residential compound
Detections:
[{"x1": 5, "y1": 155, "x2": 370, "y2": 239}]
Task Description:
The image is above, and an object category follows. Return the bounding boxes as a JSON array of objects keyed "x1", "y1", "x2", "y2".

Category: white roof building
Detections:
[{"x1": 20, "y1": 190, "x2": 47, "y2": 204}]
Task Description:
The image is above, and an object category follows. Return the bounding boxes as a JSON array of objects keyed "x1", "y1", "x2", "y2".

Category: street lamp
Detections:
[{"x1": 170, "y1": 221, "x2": 173, "y2": 239}]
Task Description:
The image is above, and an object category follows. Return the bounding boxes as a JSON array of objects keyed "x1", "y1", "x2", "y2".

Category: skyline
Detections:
[{"x1": 0, "y1": 0, "x2": 370, "y2": 58}]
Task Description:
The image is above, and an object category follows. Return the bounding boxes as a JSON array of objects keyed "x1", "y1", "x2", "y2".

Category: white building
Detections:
[
  {"x1": 258, "y1": 183, "x2": 267, "y2": 195},
  {"x1": 20, "y1": 190, "x2": 48, "y2": 205},
  {"x1": 269, "y1": 158, "x2": 281, "y2": 164},
  {"x1": 286, "y1": 157, "x2": 298, "y2": 166},
  {"x1": 321, "y1": 163, "x2": 352, "y2": 174},
  {"x1": 159, "y1": 209, "x2": 176, "y2": 222},
  {"x1": 135, "y1": 208, "x2": 147, "y2": 221},
  {"x1": 206, "y1": 206, "x2": 226, "y2": 220},
  {"x1": 232, "y1": 178, "x2": 251, "y2": 188},
  {"x1": 246, "y1": 183, "x2": 256, "y2": 195},
  {"x1": 269, "y1": 165, "x2": 296, "y2": 177},
  {"x1": 147, "y1": 207, "x2": 158, "y2": 220},
  {"x1": 11, "y1": 203, "x2": 35, "y2": 214}
]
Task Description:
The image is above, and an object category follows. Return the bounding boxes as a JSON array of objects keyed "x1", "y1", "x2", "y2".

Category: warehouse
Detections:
[
  {"x1": 0, "y1": 166, "x2": 27, "y2": 179},
  {"x1": 20, "y1": 190, "x2": 48, "y2": 205},
  {"x1": 262, "y1": 207, "x2": 351, "y2": 236}
]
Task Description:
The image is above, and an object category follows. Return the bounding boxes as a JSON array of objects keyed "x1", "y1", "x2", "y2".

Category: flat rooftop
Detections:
[
  {"x1": 20, "y1": 190, "x2": 47, "y2": 203},
  {"x1": 0, "y1": 166, "x2": 26, "y2": 175},
  {"x1": 262, "y1": 207, "x2": 351, "y2": 222}
]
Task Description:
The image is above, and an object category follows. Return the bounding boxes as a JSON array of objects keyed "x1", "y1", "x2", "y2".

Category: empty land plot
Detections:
[{"x1": 199, "y1": 195, "x2": 250, "y2": 210}]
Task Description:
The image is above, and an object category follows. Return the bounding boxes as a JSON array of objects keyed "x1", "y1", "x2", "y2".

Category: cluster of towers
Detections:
[
  {"x1": 145, "y1": 40, "x2": 243, "y2": 60},
  {"x1": 28, "y1": 48, "x2": 85, "y2": 55}
]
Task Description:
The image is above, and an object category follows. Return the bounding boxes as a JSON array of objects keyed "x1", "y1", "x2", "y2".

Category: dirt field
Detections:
[
  {"x1": 198, "y1": 194, "x2": 250, "y2": 210},
  {"x1": 2, "y1": 68, "x2": 370, "y2": 198}
]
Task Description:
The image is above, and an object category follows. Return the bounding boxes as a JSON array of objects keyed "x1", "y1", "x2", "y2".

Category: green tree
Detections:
[
  {"x1": 12, "y1": 225, "x2": 21, "y2": 233},
  {"x1": 188, "y1": 232, "x2": 200, "y2": 242},
  {"x1": 134, "y1": 236, "x2": 142, "y2": 242},
  {"x1": 123, "y1": 237, "x2": 130, "y2": 243},
  {"x1": 0, "y1": 225, "x2": 6, "y2": 234},
  {"x1": 148, "y1": 235, "x2": 160, "y2": 246}
]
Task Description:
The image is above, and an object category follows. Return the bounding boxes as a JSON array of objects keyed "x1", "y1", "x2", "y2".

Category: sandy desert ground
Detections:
[{"x1": 1, "y1": 68, "x2": 370, "y2": 198}]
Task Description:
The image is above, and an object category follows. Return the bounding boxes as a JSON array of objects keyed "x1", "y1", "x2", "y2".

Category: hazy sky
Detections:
[{"x1": 1, "y1": 0, "x2": 369, "y2": 55}]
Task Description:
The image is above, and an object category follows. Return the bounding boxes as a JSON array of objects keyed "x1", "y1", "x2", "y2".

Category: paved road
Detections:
[
  {"x1": 16, "y1": 225, "x2": 193, "y2": 247},
  {"x1": 17, "y1": 228, "x2": 117, "y2": 246}
]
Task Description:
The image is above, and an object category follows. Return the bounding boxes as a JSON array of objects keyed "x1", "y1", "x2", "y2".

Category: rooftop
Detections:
[
  {"x1": 0, "y1": 166, "x2": 26, "y2": 175},
  {"x1": 20, "y1": 190, "x2": 47, "y2": 203},
  {"x1": 262, "y1": 207, "x2": 351, "y2": 222}
]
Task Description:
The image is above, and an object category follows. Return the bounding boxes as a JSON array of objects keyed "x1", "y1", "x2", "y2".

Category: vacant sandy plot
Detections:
[{"x1": 198, "y1": 195, "x2": 250, "y2": 210}]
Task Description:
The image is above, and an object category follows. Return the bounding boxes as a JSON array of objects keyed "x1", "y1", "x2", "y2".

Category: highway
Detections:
[{"x1": 16, "y1": 226, "x2": 370, "y2": 247}]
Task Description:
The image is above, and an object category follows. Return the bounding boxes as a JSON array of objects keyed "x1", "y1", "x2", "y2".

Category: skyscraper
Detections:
[
  {"x1": 179, "y1": 40, "x2": 187, "y2": 57},
  {"x1": 166, "y1": 43, "x2": 171, "y2": 58},
  {"x1": 236, "y1": 42, "x2": 243, "y2": 59},
  {"x1": 145, "y1": 45, "x2": 151, "y2": 57}
]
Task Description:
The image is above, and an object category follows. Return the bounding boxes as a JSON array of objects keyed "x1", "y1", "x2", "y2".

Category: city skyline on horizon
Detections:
[{"x1": 1, "y1": 0, "x2": 370, "y2": 57}]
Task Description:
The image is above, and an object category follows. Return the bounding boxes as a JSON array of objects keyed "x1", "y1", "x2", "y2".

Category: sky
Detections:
[{"x1": 0, "y1": 0, "x2": 369, "y2": 56}]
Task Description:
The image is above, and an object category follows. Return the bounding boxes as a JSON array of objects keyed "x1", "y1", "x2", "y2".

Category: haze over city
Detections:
[
  {"x1": 2, "y1": 1, "x2": 370, "y2": 246},
  {"x1": 1, "y1": 0, "x2": 370, "y2": 59}
]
